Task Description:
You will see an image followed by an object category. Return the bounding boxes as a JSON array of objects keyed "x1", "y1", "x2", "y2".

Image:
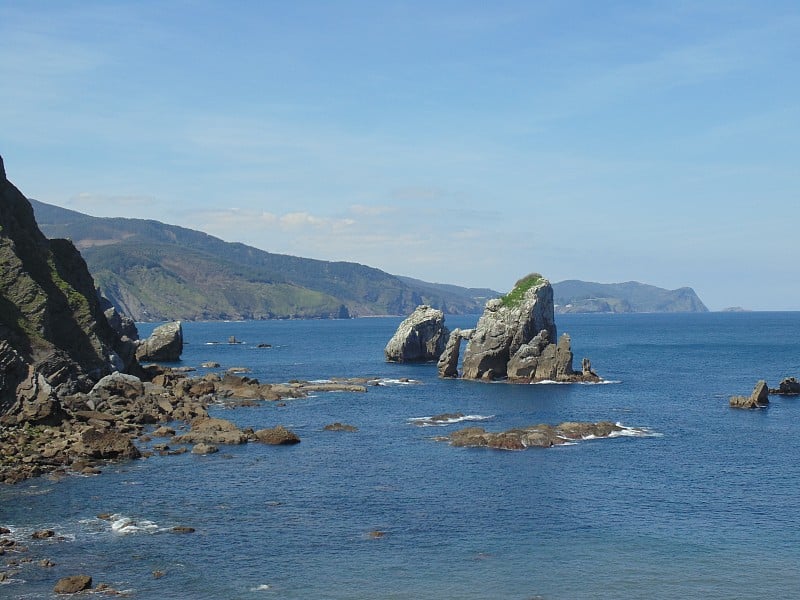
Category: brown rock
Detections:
[
  {"x1": 191, "y1": 443, "x2": 218, "y2": 455},
  {"x1": 54, "y1": 574, "x2": 92, "y2": 594},
  {"x1": 730, "y1": 380, "x2": 770, "y2": 409},
  {"x1": 323, "y1": 422, "x2": 358, "y2": 432},
  {"x1": 173, "y1": 417, "x2": 247, "y2": 445},
  {"x1": 254, "y1": 426, "x2": 300, "y2": 445},
  {"x1": 74, "y1": 429, "x2": 141, "y2": 460},
  {"x1": 31, "y1": 529, "x2": 55, "y2": 539}
]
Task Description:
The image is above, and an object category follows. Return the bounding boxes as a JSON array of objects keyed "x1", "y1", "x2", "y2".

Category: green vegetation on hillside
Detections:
[{"x1": 31, "y1": 200, "x2": 497, "y2": 320}]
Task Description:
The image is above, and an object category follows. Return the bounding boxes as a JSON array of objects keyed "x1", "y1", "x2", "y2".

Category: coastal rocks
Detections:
[
  {"x1": 136, "y1": 321, "x2": 183, "y2": 362},
  {"x1": 458, "y1": 274, "x2": 599, "y2": 383},
  {"x1": 385, "y1": 305, "x2": 449, "y2": 362},
  {"x1": 324, "y1": 422, "x2": 358, "y2": 432},
  {"x1": 54, "y1": 574, "x2": 93, "y2": 594},
  {"x1": 443, "y1": 421, "x2": 632, "y2": 450},
  {"x1": 771, "y1": 377, "x2": 800, "y2": 395},
  {"x1": 191, "y1": 443, "x2": 219, "y2": 455},
  {"x1": 730, "y1": 380, "x2": 770, "y2": 408},
  {"x1": 253, "y1": 426, "x2": 301, "y2": 445},
  {"x1": 173, "y1": 417, "x2": 248, "y2": 445},
  {"x1": 74, "y1": 429, "x2": 142, "y2": 460}
]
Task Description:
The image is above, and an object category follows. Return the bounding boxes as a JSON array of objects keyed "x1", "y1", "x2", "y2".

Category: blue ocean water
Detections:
[{"x1": 3, "y1": 313, "x2": 800, "y2": 599}]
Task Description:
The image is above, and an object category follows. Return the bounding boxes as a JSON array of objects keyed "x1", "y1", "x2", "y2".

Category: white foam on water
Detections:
[
  {"x1": 409, "y1": 414, "x2": 495, "y2": 427},
  {"x1": 109, "y1": 514, "x2": 160, "y2": 535},
  {"x1": 377, "y1": 378, "x2": 418, "y2": 386},
  {"x1": 532, "y1": 379, "x2": 622, "y2": 385},
  {"x1": 607, "y1": 423, "x2": 662, "y2": 438},
  {"x1": 250, "y1": 584, "x2": 272, "y2": 591}
]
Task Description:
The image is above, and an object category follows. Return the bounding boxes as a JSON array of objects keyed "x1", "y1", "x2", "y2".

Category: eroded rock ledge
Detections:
[{"x1": 439, "y1": 421, "x2": 644, "y2": 450}]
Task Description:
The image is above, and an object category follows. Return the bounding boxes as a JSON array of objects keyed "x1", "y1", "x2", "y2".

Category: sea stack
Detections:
[{"x1": 450, "y1": 273, "x2": 600, "y2": 383}]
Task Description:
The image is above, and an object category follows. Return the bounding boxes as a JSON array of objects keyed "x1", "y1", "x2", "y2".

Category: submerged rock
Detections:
[{"x1": 385, "y1": 305, "x2": 450, "y2": 363}]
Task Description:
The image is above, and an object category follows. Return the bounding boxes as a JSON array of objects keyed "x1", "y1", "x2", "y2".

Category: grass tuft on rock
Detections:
[{"x1": 500, "y1": 273, "x2": 545, "y2": 308}]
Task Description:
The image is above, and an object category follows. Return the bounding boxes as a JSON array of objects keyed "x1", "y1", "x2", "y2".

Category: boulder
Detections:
[
  {"x1": 173, "y1": 417, "x2": 248, "y2": 445},
  {"x1": 191, "y1": 443, "x2": 218, "y2": 455},
  {"x1": 74, "y1": 429, "x2": 142, "y2": 460},
  {"x1": 91, "y1": 372, "x2": 145, "y2": 400},
  {"x1": 730, "y1": 380, "x2": 770, "y2": 408},
  {"x1": 385, "y1": 305, "x2": 450, "y2": 362},
  {"x1": 54, "y1": 574, "x2": 93, "y2": 594},
  {"x1": 254, "y1": 425, "x2": 300, "y2": 445},
  {"x1": 136, "y1": 322, "x2": 183, "y2": 362}
]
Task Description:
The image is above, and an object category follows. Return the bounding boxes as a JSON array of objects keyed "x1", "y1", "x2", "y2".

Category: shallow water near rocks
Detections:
[{"x1": 3, "y1": 313, "x2": 800, "y2": 599}]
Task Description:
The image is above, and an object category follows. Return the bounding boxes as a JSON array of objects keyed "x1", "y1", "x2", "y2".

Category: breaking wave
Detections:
[{"x1": 409, "y1": 414, "x2": 495, "y2": 427}]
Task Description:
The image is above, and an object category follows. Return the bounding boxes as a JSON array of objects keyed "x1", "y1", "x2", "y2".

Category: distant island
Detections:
[{"x1": 552, "y1": 280, "x2": 708, "y2": 313}]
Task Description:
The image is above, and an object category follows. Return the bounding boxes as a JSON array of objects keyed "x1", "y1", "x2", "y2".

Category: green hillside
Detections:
[
  {"x1": 30, "y1": 200, "x2": 495, "y2": 321},
  {"x1": 552, "y1": 280, "x2": 708, "y2": 313}
]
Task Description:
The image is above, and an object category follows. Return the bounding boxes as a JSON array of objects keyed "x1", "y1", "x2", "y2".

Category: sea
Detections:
[{"x1": 2, "y1": 312, "x2": 800, "y2": 599}]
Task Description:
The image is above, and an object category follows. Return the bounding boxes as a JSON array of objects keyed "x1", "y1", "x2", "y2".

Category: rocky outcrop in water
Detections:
[
  {"x1": 730, "y1": 380, "x2": 769, "y2": 408},
  {"x1": 446, "y1": 274, "x2": 599, "y2": 382},
  {"x1": 136, "y1": 321, "x2": 183, "y2": 362},
  {"x1": 385, "y1": 305, "x2": 449, "y2": 362},
  {"x1": 770, "y1": 377, "x2": 800, "y2": 395},
  {"x1": 441, "y1": 421, "x2": 641, "y2": 450},
  {"x1": 437, "y1": 328, "x2": 473, "y2": 377}
]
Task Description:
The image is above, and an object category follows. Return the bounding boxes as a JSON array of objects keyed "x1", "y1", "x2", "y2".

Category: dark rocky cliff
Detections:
[{"x1": 0, "y1": 155, "x2": 137, "y2": 421}]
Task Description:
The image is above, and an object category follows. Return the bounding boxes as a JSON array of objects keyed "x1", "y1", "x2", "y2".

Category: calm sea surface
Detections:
[{"x1": 3, "y1": 312, "x2": 800, "y2": 599}]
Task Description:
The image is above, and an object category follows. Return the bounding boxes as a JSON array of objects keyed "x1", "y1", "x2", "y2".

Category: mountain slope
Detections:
[
  {"x1": 30, "y1": 200, "x2": 495, "y2": 320},
  {"x1": 552, "y1": 280, "x2": 708, "y2": 313}
]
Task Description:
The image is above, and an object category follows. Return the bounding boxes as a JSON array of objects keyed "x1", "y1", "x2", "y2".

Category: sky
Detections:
[{"x1": 1, "y1": 1, "x2": 799, "y2": 310}]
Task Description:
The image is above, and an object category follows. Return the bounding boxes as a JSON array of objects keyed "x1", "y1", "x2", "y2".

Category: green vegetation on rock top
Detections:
[{"x1": 500, "y1": 273, "x2": 545, "y2": 308}]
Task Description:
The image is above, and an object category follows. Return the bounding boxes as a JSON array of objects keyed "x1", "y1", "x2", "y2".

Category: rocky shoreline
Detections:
[{"x1": 0, "y1": 367, "x2": 392, "y2": 485}]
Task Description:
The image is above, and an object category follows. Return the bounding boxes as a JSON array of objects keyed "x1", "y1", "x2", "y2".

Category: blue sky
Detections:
[{"x1": 2, "y1": 1, "x2": 798, "y2": 310}]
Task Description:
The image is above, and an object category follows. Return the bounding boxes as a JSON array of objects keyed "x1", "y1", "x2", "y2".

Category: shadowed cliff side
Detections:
[{"x1": 0, "y1": 155, "x2": 138, "y2": 421}]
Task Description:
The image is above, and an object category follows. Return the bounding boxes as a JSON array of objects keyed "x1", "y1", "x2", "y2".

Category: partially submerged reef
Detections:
[
  {"x1": 439, "y1": 421, "x2": 647, "y2": 450},
  {"x1": 388, "y1": 273, "x2": 600, "y2": 383}
]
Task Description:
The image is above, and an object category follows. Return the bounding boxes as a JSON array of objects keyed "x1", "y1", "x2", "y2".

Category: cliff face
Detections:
[{"x1": 0, "y1": 155, "x2": 136, "y2": 421}]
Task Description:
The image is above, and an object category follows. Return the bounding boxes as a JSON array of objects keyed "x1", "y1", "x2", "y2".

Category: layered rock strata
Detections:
[{"x1": 0, "y1": 154, "x2": 140, "y2": 423}]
